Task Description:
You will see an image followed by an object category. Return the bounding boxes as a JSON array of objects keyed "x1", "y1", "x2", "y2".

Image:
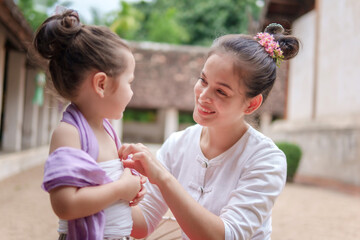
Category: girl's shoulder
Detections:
[{"x1": 49, "y1": 122, "x2": 81, "y2": 154}]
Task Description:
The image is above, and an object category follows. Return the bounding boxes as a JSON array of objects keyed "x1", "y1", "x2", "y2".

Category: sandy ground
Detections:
[{"x1": 0, "y1": 163, "x2": 359, "y2": 240}]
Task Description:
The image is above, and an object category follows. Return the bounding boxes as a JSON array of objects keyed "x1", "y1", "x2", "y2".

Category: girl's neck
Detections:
[
  {"x1": 73, "y1": 102, "x2": 104, "y2": 130},
  {"x1": 200, "y1": 122, "x2": 248, "y2": 160}
]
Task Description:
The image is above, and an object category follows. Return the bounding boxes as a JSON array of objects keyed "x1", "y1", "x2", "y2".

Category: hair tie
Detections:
[{"x1": 254, "y1": 32, "x2": 284, "y2": 67}]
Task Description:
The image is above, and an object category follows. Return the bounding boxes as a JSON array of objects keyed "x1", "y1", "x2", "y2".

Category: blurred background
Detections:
[{"x1": 0, "y1": 0, "x2": 359, "y2": 239}]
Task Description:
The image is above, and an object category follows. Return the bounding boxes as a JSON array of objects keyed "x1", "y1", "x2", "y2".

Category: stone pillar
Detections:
[
  {"x1": 260, "y1": 112, "x2": 272, "y2": 135},
  {"x1": 0, "y1": 32, "x2": 5, "y2": 129},
  {"x1": 22, "y1": 69, "x2": 39, "y2": 149},
  {"x1": 49, "y1": 95, "x2": 60, "y2": 136},
  {"x1": 164, "y1": 107, "x2": 179, "y2": 140},
  {"x1": 2, "y1": 50, "x2": 26, "y2": 152},
  {"x1": 37, "y1": 93, "x2": 50, "y2": 145}
]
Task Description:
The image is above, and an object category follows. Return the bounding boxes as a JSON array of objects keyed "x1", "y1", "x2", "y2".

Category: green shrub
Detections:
[{"x1": 276, "y1": 142, "x2": 302, "y2": 182}]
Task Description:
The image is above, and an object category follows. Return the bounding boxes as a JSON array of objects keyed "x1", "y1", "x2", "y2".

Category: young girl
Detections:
[
  {"x1": 35, "y1": 9, "x2": 146, "y2": 240},
  {"x1": 119, "y1": 23, "x2": 300, "y2": 240}
]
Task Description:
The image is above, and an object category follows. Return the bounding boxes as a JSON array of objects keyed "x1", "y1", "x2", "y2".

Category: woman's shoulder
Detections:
[
  {"x1": 166, "y1": 124, "x2": 201, "y2": 144},
  {"x1": 246, "y1": 126, "x2": 278, "y2": 149},
  {"x1": 49, "y1": 122, "x2": 81, "y2": 154},
  {"x1": 243, "y1": 126, "x2": 285, "y2": 163}
]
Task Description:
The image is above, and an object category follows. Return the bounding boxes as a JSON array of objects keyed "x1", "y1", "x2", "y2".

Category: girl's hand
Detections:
[
  {"x1": 129, "y1": 175, "x2": 147, "y2": 206},
  {"x1": 119, "y1": 143, "x2": 167, "y2": 185},
  {"x1": 117, "y1": 168, "x2": 142, "y2": 202}
]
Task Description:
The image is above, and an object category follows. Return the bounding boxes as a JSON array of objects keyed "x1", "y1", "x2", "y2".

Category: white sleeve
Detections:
[
  {"x1": 221, "y1": 149, "x2": 287, "y2": 240},
  {"x1": 138, "y1": 138, "x2": 173, "y2": 235},
  {"x1": 138, "y1": 181, "x2": 168, "y2": 235}
]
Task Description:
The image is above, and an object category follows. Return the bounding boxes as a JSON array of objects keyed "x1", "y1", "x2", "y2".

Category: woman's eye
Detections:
[
  {"x1": 199, "y1": 78, "x2": 207, "y2": 85},
  {"x1": 217, "y1": 89, "x2": 227, "y2": 96}
]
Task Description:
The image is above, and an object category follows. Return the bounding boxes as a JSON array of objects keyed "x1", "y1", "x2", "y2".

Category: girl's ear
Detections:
[
  {"x1": 244, "y1": 94, "x2": 263, "y2": 115},
  {"x1": 92, "y1": 72, "x2": 108, "y2": 98}
]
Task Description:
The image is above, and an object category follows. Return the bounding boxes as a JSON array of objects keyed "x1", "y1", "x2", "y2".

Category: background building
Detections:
[{"x1": 263, "y1": 0, "x2": 360, "y2": 187}]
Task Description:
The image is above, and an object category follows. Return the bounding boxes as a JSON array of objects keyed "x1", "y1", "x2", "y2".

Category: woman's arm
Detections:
[
  {"x1": 48, "y1": 123, "x2": 141, "y2": 220},
  {"x1": 157, "y1": 170, "x2": 225, "y2": 240},
  {"x1": 120, "y1": 143, "x2": 225, "y2": 240}
]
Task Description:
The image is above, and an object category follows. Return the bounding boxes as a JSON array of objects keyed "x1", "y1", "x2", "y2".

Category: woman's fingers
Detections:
[
  {"x1": 129, "y1": 185, "x2": 147, "y2": 206},
  {"x1": 129, "y1": 176, "x2": 147, "y2": 206},
  {"x1": 140, "y1": 175, "x2": 148, "y2": 184},
  {"x1": 119, "y1": 143, "x2": 148, "y2": 160}
]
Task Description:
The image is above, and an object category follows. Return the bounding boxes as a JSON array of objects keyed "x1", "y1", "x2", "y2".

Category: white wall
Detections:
[
  {"x1": 268, "y1": 0, "x2": 360, "y2": 186},
  {"x1": 316, "y1": 0, "x2": 360, "y2": 119},
  {"x1": 288, "y1": 11, "x2": 316, "y2": 121}
]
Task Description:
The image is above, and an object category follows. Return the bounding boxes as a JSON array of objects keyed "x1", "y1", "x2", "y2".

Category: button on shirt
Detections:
[{"x1": 139, "y1": 124, "x2": 286, "y2": 240}]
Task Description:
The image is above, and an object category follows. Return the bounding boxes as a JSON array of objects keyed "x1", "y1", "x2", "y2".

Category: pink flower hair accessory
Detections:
[{"x1": 254, "y1": 32, "x2": 284, "y2": 67}]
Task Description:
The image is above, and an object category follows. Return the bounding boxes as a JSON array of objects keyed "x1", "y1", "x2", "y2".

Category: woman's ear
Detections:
[
  {"x1": 244, "y1": 94, "x2": 263, "y2": 115},
  {"x1": 92, "y1": 72, "x2": 108, "y2": 98}
]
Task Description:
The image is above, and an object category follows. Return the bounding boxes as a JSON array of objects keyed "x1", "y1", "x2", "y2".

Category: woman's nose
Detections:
[{"x1": 199, "y1": 88, "x2": 212, "y2": 103}]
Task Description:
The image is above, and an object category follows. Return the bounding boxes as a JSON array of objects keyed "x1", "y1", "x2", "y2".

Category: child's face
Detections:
[
  {"x1": 193, "y1": 53, "x2": 250, "y2": 128},
  {"x1": 105, "y1": 51, "x2": 135, "y2": 119}
]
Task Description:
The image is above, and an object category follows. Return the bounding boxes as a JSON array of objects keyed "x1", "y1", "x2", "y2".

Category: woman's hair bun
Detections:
[
  {"x1": 34, "y1": 9, "x2": 82, "y2": 60},
  {"x1": 264, "y1": 23, "x2": 285, "y2": 35},
  {"x1": 264, "y1": 23, "x2": 299, "y2": 60}
]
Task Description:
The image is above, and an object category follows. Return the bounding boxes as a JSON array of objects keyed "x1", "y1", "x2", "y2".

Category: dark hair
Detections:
[
  {"x1": 33, "y1": 9, "x2": 130, "y2": 100},
  {"x1": 209, "y1": 24, "x2": 299, "y2": 102}
]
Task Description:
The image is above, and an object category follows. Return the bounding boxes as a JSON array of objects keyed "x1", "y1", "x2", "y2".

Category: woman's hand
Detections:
[{"x1": 119, "y1": 143, "x2": 167, "y2": 185}]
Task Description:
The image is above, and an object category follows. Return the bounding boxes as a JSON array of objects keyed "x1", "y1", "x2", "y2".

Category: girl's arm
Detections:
[
  {"x1": 48, "y1": 123, "x2": 141, "y2": 220},
  {"x1": 120, "y1": 144, "x2": 225, "y2": 240}
]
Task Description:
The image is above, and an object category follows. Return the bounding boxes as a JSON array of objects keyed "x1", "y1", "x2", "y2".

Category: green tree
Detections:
[
  {"x1": 146, "y1": 8, "x2": 189, "y2": 44},
  {"x1": 16, "y1": 0, "x2": 71, "y2": 30},
  {"x1": 108, "y1": 1, "x2": 144, "y2": 40},
  {"x1": 131, "y1": 0, "x2": 262, "y2": 46}
]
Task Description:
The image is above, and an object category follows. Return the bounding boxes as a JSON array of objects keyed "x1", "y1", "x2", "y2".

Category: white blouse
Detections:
[
  {"x1": 139, "y1": 124, "x2": 286, "y2": 240},
  {"x1": 58, "y1": 159, "x2": 132, "y2": 238}
]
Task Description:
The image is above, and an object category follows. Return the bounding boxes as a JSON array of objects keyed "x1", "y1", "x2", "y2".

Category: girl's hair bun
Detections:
[{"x1": 34, "y1": 9, "x2": 82, "y2": 60}]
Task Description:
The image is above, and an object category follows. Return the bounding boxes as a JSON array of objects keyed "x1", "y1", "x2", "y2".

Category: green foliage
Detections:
[
  {"x1": 130, "y1": 0, "x2": 262, "y2": 46},
  {"x1": 109, "y1": 1, "x2": 144, "y2": 40},
  {"x1": 276, "y1": 142, "x2": 302, "y2": 182},
  {"x1": 145, "y1": 8, "x2": 189, "y2": 44},
  {"x1": 123, "y1": 109, "x2": 157, "y2": 123},
  {"x1": 17, "y1": 0, "x2": 70, "y2": 30},
  {"x1": 179, "y1": 111, "x2": 195, "y2": 124}
]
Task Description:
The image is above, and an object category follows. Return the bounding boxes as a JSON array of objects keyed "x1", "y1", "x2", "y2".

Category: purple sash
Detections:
[{"x1": 42, "y1": 103, "x2": 121, "y2": 240}]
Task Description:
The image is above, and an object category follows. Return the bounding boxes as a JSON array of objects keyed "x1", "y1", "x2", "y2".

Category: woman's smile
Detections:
[{"x1": 197, "y1": 104, "x2": 216, "y2": 115}]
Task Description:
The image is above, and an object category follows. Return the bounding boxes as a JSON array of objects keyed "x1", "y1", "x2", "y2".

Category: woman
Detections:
[{"x1": 120, "y1": 23, "x2": 299, "y2": 240}]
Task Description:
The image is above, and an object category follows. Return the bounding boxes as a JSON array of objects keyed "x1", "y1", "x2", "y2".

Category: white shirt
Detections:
[
  {"x1": 59, "y1": 159, "x2": 132, "y2": 238},
  {"x1": 139, "y1": 124, "x2": 286, "y2": 240}
]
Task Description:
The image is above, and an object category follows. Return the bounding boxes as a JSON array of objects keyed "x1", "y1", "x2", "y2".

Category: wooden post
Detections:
[{"x1": 2, "y1": 50, "x2": 26, "y2": 151}]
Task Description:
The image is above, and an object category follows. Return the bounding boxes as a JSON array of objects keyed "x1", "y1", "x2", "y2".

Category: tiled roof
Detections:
[
  {"x1": 128, "y1": 42, "x2": 208, "y2": 111},
  {"x1": 0, "y1": 0, "x2": 33, "y2": 50}
]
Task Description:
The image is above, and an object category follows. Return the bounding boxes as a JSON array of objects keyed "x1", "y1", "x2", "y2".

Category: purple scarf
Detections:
[{"x1": 42, "y1": 103, "x2": 121, "y2": 240}]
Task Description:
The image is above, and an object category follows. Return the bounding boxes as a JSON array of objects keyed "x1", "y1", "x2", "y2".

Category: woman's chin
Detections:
[{"x1": 193, "y1": 113, "x2": 210, "y2": 126}]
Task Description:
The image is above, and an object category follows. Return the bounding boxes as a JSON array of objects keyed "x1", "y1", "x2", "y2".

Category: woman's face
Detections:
[{"x1": 193, "y1": 53, "x2": 250, "y2": 128}]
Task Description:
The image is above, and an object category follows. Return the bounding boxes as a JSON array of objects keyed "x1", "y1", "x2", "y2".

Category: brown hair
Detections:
[
  {"x1": 209, "y1": 24, "x2": 300, "y2": 102},
  {"x1": 33, "y1": 9, "x2": 130, "y2": 100}
]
